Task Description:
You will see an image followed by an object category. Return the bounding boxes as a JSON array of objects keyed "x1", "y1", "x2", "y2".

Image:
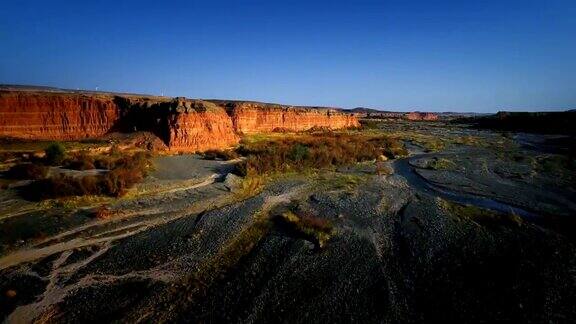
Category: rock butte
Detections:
[
  {"x1": 0, "y1": 90, "x2": 359, "y2": 152},
  {"x1": 405, "y1": 111, "x2": 439, "y2": 121}
]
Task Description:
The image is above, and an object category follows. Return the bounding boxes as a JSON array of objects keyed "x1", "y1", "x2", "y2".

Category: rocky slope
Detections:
[{"x1": 0, "y1": 90, "x2": 359, "y2": 152}]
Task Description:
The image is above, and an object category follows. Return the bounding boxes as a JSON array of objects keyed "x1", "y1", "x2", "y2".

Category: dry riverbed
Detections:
[{"x1": 1, "y1": 123, "x2": 575, "y2": 323}]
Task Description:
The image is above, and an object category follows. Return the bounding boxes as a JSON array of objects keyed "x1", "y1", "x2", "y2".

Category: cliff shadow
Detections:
[{"x1": 110, "y1": 96, "x2": 172, "y2": 147}]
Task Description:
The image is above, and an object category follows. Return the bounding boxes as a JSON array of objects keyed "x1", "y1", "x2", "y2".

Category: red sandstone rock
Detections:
[
  {"x1": 166, "y1": 100, "x2": 239, "y2": 152},
  {"x1": 223, "y1": 102, "x2": 360, "y2": 133},
  {"x1": 405, "y1": 112, "x2": 439, "y2": 121},
  {"x1": 0, "y1": 91, "x2": 120, "y2": 140},
  {"x1": 0, "y1": 91, "x2": 360, "y2": 152}
]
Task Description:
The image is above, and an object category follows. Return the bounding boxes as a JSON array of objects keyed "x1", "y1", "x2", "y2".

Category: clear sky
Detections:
[{"x1": 1, "y1": 0, "x2": 575, "y2": 112}]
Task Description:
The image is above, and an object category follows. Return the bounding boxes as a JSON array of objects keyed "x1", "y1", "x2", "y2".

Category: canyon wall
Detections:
[
  {"x1": 0, "y1": 91, "x2": 359, "y2": 152},
  {"x1": 405, "y1": 112, "x2": 439, "y2": 121},
  {"x1": 0, "y1": 91, "x2": 120, "y2": 140},
  {"x1": 218, "y1": 101, "x2": 360, "y2": 133},
  {"x1": 165, "y1": 100, "x2": 239, "y2": 152}
]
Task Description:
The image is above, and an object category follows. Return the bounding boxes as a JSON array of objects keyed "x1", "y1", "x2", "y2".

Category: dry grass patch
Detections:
[
  {"x1": 426, "y1": 157, "x2": 457, "y2": 170},
  {"x1": 235, "y1": 131, "x2": 407, "y2": 176},
  {"x1": 439, "y1": 199, "x2": 523, "y2": 228},
  {"x1": 233, "y1": 175, "x2": 266, "y2": 200},
  {"x1": 20, "y1": 152, "x2": 152, "y2": 200},
  {"x1": 275, "y1": 210, "x2": 334, "y2": 249}
]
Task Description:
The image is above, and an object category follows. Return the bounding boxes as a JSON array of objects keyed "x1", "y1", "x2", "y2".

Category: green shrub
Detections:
[
  {"x1": 44, "y1": 142, "x2": 66, "y2": 165},
  {"x1": 288, "y1": 144, "x2": 309, "y2": 162}
]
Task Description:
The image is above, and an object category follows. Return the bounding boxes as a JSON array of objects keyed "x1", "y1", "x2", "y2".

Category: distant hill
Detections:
[
  {"x1": 344, "y1": 107, "x2": 399, "y2": 114},
  {"x1": 455, "y1": 111, "x2": 576, "y2": 134}
]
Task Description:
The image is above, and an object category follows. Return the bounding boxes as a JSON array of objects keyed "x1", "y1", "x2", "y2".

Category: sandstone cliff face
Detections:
[
  {"x1": 0, "y1": 91, "x2": 120, "y2": 140},
  {"x1": 165, "y1": 100, "x2": 239, "y2": 152},
  {"x1": 0, "y1": 91, "x2": 359, "y2": 152},
  {"x1": 223, "y1": 102, "x2": 360, "y2": 133},
  {"x1": 405, "y1": 112, "x2": 439, "y2": 121}
]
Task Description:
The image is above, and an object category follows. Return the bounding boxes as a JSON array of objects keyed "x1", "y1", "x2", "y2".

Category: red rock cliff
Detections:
[
  {"x1": 0, "y1": 90, "x2": 360, "y2": 152},
  {"x1": 405, "y1": 112, "x2": 439, "y2": 121},
  {"x1": 0, "y1": 91, "x2": 120, "y2": 140},
  {"x1": 221, "y1": 102, "x2": 360, "y2": 133},
  {"x1": 165, "y1": 100, "x2": 239, "y2": 152}
]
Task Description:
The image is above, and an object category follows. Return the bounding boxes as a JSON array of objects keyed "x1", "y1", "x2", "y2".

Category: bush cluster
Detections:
[
  {"x1": 21, "y1": 152, "x2": 150, "y2": 200},
  {"x1": 63, "y1": 151, "x2": 131, "y2": 171},
  {"x1": 44, "y1": 142, "x2": 66, "y2": 165},
  {"x1": 235, "y1": 132, "x2": 406, "y2": 176}
]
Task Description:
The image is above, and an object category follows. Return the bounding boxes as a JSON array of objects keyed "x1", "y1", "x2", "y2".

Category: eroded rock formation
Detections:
[
  {"x1": 0, "y1": 90, "x2": 359, "y2": 152},
  {"x1": 166, "y1": 100, "x2": 239, "y2": 152},
  {"x1": 0, "y1": 91, "x2": 120, "y2": 140},
  {"x1": 405, "y1": 111, "x2": 439, "y2": 121},
  {"x1": 217, "y1": 101, "x2": 360, "y2": 133}
]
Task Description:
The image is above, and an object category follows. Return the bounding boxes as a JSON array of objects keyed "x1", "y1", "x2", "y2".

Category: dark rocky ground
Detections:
[{"x1": 1, "y1": 123, "x2": 575, "y2": 323}]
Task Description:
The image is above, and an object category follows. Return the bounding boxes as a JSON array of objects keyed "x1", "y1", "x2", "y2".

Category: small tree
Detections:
[{"x1": 44, "y1": 142, "x2": 66, "y2": 165}]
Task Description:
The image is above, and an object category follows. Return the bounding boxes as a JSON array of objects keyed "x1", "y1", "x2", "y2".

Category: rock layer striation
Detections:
[
  {"x1": 215, "y1": 101, "x2": 360, "y2": 133},
  {"x1": 0, "y1": 91, "x2": 120, "y2": 140}
]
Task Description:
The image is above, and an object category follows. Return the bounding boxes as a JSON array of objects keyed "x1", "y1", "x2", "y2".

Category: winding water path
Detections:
[{"x1": 393, "y1": 150, "x2": 540, "y2": 220}]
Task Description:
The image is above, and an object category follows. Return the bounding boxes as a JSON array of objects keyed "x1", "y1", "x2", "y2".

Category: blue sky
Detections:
[{"x1": 1, "y1": 0, "x2": 575, "y2": 112}]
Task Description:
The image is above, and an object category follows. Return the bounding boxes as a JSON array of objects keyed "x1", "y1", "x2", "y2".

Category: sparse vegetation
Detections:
[
  {"x1": 233, "y1": 175, "x2": 265, "y2": 199},
  {"x1": 454, "y1": 135, "x2": 482, "y2": 146},
  {"x1": 275, "y1": 210, "x2": 334, "y2": 248},
  {"x1": 317, "y1": 173, "x2": 366, "y2": 191},
  {"x1": 426, "y1": 157, "x2": 457, "y2": 170},
  {"x1": 439, "y1": 199, "x2": 523, "y2": 228},
  {"x1": 359, "y1": 119, "x2": 383, "y2": 130},
  {"x1": 20, "y1": 152, "x2": 151, "y2": 200},
  {"x1": 235, "y1": 132, "x2": 407, "y2": 176}
]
